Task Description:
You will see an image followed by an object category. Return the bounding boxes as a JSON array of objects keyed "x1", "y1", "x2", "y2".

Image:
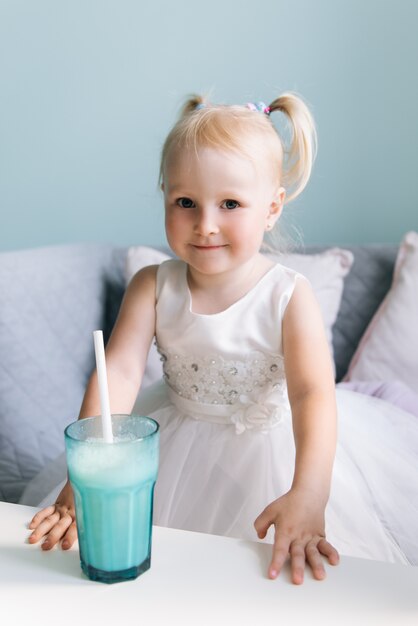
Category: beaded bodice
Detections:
[{"x1": 157, "y1": 344, "x2": 286, "y2": 405}]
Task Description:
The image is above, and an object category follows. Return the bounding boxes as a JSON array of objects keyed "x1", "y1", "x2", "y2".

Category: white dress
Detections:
[
  {"x1": 135, "y1": 260, "x2": 417, "y2": 564},
  {"x1": 32, "y1": 259, "x2": 418, "y2": 564}
]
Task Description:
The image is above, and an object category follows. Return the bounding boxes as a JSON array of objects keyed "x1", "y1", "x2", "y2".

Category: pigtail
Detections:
[
  {"x1": 269, "y1": 92, "x2": 317, "y2": 203},
  {"x1": 180, "y1": 94, "x2": 206, "y2": 118}
]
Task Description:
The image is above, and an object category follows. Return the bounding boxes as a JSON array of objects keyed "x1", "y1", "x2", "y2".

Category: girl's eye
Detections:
[
  {"x1": 222, "y1": 200, "x2": 240, "y2": 210},
  {"x1": 177, "y1": 197, "x2": 195, "y2": 208}
]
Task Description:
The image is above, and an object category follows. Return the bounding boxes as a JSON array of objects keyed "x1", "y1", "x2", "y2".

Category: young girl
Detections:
[{"x1": 28, "y1": 93, "x2": 417, "y2": 583}]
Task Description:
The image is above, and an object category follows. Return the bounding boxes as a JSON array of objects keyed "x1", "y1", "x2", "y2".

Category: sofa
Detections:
[{"x1": 0, "y1": 241, "x2": 405, "y2": 505}]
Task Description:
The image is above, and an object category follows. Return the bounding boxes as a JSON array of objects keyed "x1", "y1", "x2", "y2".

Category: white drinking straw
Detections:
[{"x1": 93, "y1": 330, "x2": 114, "y2": 443}]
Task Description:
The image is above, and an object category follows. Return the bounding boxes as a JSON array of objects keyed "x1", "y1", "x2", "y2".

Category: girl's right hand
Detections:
[{"x1": 27, "y1": 481, "x2": 77, "y2": 551}]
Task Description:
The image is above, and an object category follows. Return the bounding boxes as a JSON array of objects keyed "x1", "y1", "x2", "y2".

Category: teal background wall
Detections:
[{"x1": 1, "y1": 0, "x2": 417, "y2": 251}]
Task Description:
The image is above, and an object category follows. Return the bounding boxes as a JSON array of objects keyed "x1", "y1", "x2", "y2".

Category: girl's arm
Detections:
[
  {"x1": 254, "y1": 276, "x2": 339, "y2": 583},
  {"x1": 284, "y1": 276, "x2": 337, "y2": 501},
  {"x1": 28, "y1": 265, "x2": 158, "y2": 550},
  {"x1": 78, "y1": 264, "x2": 158, "y2": 418}
]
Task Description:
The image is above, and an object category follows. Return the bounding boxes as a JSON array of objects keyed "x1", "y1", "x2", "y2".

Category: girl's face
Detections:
[{"x1": 163, "y1": 147, "x2": 285, "y2": 278}]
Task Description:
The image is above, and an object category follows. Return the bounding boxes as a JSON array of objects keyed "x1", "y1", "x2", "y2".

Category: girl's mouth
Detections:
[{"x1": 191, "y1": 244, "x2": 227, "y2": 250}]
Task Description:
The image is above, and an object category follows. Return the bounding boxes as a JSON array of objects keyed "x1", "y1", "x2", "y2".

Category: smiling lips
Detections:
[{"x1": 191, "y1": 244, "x2": 227, "y2": 250}]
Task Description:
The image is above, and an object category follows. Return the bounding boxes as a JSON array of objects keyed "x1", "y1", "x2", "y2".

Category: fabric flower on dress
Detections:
[{"x1": 230, "y1": 387, "x2": 289, "y2": 435}]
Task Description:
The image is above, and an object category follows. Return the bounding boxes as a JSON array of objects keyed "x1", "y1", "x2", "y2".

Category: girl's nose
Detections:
[{"x1": 194, "y1": 208, "x2": 219, "y2": 236}]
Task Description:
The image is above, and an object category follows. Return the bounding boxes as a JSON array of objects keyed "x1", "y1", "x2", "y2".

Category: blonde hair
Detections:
[{"x1": 160, "y1": 92, "x2": 317, "y2": 204}]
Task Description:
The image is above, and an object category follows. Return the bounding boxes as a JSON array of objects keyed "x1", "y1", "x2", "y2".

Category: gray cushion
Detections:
[
  {"x1": 330, "y1": 246, "x2": 397, "y2": 381},
  {"x1": 0, "y1": 243, "x2": 126, "y2": 503}
]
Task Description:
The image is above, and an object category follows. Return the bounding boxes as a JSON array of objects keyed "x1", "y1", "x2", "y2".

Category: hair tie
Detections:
[
  {"x1": 195, "y1": 101, "x2": 270, "y2": 115},
  {"x1": 245, "y1": 101, "x2": 270, "y2": 116}
]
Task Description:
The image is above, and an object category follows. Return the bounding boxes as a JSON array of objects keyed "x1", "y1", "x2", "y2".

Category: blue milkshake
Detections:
[{"x1": 65, "y1": 414, "x2": 159, "y2": 584}]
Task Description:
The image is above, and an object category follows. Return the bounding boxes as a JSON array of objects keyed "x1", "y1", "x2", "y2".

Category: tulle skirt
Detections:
[{"x1": 33, "y1": 384, "x2": 418, "y2": 565}]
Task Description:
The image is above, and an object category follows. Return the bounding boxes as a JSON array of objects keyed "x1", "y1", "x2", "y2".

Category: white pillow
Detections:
[
  {"x1": 345, "y1": 231, "x2": 418, "y2": 392},
  {"x1": 125, "y1": 245, "x2": 353, "y2": 383},
  {"x1": 266, "y1": 248, "x2": 354, "y2": 360}
]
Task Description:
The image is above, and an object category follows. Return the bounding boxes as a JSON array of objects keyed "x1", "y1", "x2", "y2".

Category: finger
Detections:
[
  {"x1": 28, "y1": 511, "x2": 60, "y2": 543},
  {"x1": 318, "y1": 537, "x2": 340, "y2": 565},
  {"x1": 254, "y1": 508, "x2": 273, "y2": 539},
  {"x1": 290, "y1": 541, "x2": 306, "y2": 585},
  {"x1": 28, "y1": 506, "x2": 56, "y2": 529},
  {"x1": 269, "y1": 534, "x2": 291, "y2": 579},
  {"x1": 306, "y1": 539, "x2": 326, "y2": 580},
  {"x1": 61, "y1": 522, "x2": 78, "y2": 550},
  {"x1": 41, "y1": 514, "x2": 73, "y2": 551}
]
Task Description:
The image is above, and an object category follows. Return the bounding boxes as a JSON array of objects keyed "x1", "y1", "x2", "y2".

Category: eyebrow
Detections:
[
  {"x1": 167, "y1": 185, "x2": 248, "y2": 195},
  {"x1": 166, "y1": 185, "x2": 191, "y2": 194}
]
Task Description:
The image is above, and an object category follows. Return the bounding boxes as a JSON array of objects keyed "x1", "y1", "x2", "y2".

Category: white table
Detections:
[{"x1": 0, "y1": 501, "x2": 417, "y2": 626}]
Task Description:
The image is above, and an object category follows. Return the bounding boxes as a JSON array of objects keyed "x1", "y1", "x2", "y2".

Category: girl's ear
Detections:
[
  {"x1": 266, "y1": 186, "x2": 286, "y2": 230},
  {"x1": 160, "y1": 182, "x2": 165, "y2": 192}
]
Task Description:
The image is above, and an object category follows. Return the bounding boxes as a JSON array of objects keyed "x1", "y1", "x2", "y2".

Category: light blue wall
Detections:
[{"x1": 1, "y1": 0, "x2": 417, "y2": 251}]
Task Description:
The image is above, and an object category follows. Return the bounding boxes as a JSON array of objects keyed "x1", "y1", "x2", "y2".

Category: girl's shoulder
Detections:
[
  {"x1": 156, "y1": 258, "x2": 185, "y2": 280},
  {"x1": 128, "y1": 263, "x2": 159, "y2": 285},
  {"x1": 125, "y1": 264, "x2": 160, "y2": 302},
  {"x1": 128, "y1": 259, "x2": 184, "y2": 289}
]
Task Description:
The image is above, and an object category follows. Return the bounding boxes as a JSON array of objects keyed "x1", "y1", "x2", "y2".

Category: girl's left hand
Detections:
[{"x1": 253, "y1": 488, "x2": 340, "y2": 584}]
